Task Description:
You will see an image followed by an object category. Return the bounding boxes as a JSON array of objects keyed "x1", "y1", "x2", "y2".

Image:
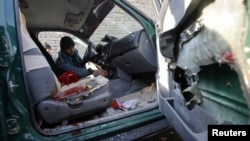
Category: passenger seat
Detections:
[{"x1": 19, "y1": 10, "x2": 112, "y2": 125}]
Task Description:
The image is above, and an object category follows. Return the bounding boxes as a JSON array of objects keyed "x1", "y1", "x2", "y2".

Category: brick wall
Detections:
[
  {"x1": 128, "y1": 0, "x2": 155, "y2": 20},
  {"x1": 39, "y1": 0, "x2": 155, "y2": 57}
]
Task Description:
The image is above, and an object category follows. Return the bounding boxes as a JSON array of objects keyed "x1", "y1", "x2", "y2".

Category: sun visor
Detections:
[
  {"x1": 64, "y1": 0, "x2": 95, "y2": 30},
  {"x1": 64, "y1": 12, "x2": 86, "y2": 30}
]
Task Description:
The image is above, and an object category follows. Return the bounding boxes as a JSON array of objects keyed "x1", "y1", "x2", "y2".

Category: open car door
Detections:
[{"x1": 153, "y1": 0, "x2": 250, "y2": 140}]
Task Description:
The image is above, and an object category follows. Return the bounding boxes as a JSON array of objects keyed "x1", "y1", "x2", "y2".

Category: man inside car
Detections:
[{"x1": 55, "y1": 36, "x2": 108, "y2": 79}]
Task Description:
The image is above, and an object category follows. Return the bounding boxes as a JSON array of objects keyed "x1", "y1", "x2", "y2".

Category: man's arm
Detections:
[{"x1": 56, "y1": 61, "x2": 92, "y2": 78}]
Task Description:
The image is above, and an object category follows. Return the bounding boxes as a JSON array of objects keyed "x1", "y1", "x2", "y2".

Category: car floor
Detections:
[{"x1": 89, "y1": 82, "x2": 158, "y2": 118}]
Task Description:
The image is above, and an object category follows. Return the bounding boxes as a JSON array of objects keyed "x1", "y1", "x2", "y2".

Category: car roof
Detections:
[{"x1": 19, "y1": 0, "x2": 114, "y2": 39}]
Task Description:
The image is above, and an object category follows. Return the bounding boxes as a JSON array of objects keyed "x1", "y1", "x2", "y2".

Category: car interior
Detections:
[{"x1": 18, "y1": 0, "x2": 158, "y2": 134}]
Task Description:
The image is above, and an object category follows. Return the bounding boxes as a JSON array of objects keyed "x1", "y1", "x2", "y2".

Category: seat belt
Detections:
[{"x1": 30, "y1": 33, "x2": 63, "y2": 77}]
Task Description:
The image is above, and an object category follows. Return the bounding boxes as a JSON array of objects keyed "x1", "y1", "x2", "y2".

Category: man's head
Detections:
[{"x1": 60, "y1": 36, "x2": 75, "y2": 56}]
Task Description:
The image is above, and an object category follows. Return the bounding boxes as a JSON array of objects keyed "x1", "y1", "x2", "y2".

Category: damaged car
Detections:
[
  {"x1": 0, "y1": 0, "x2": 249, "y2": 141},
  {"x1": 154, "y1": 0, "x2": 250, "y2": 140}
]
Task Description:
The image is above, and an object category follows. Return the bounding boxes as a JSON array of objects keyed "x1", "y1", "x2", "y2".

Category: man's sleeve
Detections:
[{"x1": 57, "y1": 62, "x2": 91, "y2": 78}]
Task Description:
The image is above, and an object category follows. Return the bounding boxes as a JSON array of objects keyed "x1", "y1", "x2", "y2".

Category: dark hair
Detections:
[{"x1": 60, "y1": 36, "x2": 75, "y2": 50}]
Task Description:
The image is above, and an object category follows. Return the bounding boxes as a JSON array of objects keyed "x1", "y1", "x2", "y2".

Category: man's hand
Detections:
[{"x1": 93, "y1": 69, "x2": 108, "y2": 77}]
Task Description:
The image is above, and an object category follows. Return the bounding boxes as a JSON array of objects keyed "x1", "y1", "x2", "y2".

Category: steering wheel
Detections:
[{"x1": 81, "y1": 42, "x2": 93, "y2": 67}]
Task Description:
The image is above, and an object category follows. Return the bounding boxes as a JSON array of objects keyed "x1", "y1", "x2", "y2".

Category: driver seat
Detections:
[{"x1": 19, "y1": 10, "x2": 112, "y2": 125}]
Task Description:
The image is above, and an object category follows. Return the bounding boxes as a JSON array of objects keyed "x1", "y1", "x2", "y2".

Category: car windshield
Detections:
[
  {"x1": 38, "y1": 0, "x2": 155, "y2": 59},
  {"x1": 90, "y1": 0, "x2": 155, "y2": 45}
]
